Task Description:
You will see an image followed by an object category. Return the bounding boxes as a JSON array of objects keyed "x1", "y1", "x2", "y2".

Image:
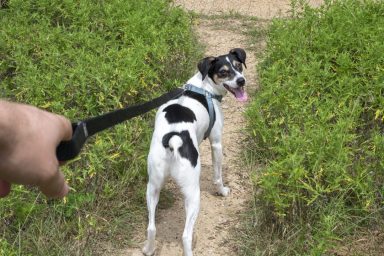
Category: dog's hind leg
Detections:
[
  {"x1": 143, "y1": 160, "x2": 166, "y2": 256},
  {"x1": 181, "y1": 183, "x2": 200, "y2": 256}
]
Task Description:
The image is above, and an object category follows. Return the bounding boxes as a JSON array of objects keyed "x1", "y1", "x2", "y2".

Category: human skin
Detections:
[{"x1": 0, "y1": 100, "x2": 72, "y2": 198}]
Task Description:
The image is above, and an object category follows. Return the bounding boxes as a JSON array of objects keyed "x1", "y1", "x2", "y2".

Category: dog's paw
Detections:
[
  {"x1": 142, "y1": 241, "x2": 156, "y2": 256},
  {"x1": 218, "y1": 186, "x2": 230, "y2": 197}
]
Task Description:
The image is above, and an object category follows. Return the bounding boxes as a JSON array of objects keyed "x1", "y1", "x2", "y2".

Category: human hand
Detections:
[{"x1": 0, "y1": 101, "x2": 72, "y2": 198}]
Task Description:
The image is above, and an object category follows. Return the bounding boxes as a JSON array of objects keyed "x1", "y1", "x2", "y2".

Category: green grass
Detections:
[
  {"x1": 243, "y1": 0, "x2": 384, "y2": 255},
  {"x1": 0, "y1": 0, "x2": 200, "y2": 254}
]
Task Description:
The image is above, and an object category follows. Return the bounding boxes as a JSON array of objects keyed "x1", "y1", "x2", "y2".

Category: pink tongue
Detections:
[{"x1": 233, "y1": 88, "x2": 248, "y2": 102}]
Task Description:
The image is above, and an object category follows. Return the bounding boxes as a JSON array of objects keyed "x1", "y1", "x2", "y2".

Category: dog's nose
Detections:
[{"x1": 237, "y1": 77, "x2": 245, "y2": 87}]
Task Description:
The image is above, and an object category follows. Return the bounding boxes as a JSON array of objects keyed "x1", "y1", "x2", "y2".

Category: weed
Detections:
[
  {"x1": 243, "y1": 0, "x2": 384, "y2": 254},
  {"x1": 0, "y1": 0, "x2": 200, "y2": 254}
]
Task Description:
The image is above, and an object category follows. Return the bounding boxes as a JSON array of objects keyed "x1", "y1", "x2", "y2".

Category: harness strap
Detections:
[{"x1": 184, "y1": 84, "x2": 222, "y2": 139}]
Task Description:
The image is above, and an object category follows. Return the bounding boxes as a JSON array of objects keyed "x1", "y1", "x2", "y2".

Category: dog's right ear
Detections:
[{"x1": 198, "y1": 57, "x2": 217, "y2": 80}]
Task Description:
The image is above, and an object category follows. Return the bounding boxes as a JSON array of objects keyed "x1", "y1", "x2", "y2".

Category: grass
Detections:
[
  {"x1": 0, "y1": 0, "x2": 200, "y2": 254},
  {"x1": 242, "y1": 0, "x2": 384, "y2": 255}
]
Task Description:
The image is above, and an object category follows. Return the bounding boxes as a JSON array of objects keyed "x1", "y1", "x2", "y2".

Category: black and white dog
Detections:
[{"x1": 142, "y1": 48, "x2": 247, "y2": 256}]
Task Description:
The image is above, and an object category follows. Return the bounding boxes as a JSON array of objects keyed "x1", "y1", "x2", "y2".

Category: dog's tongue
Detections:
[{"x1": 233, "y1": 87, "x2": 248, "y2": 102}]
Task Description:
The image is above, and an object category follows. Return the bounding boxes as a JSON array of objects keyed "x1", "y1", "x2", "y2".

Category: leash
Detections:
[{"x1": 56, "y1": 87, "x2": 184, "y2": 161}]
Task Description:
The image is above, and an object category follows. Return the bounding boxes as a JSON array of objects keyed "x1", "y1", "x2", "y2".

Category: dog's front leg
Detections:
[{"x1": 210, "y1": 138, "x2": 230, "y2": 197}]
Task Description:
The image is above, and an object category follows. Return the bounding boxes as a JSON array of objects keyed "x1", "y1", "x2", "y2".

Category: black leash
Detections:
[{"x1": 56, "y1": 87, "x2": 184, "y2": 161}]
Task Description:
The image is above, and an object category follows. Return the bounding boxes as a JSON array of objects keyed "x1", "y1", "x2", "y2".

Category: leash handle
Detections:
[{"x1": 56, "y1": 122, "x2": 88, "y2": 161}]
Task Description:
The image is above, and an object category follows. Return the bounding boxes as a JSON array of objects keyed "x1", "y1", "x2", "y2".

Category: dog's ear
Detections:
[
  {"x1": 229, "y1": 48, "x2": 247, "y2": 68},
  {"x1": 198, "y1": 56, "x2": 217, "y2": 80}
]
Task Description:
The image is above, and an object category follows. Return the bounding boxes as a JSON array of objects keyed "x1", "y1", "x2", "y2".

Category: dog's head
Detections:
[{"x1": 198, "y1": 48, "x2": 247, "y2": 102}]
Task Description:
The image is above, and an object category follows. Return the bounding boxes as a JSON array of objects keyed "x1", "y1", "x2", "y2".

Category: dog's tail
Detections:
[{"x1": 162, "y1": 132, "x2": 183, "y2": 158}]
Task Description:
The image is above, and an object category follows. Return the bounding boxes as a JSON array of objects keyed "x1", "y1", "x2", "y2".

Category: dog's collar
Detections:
[
  {"x1": 184, "y1": 84, "x2": 222, "y2": 139},
  {"x1": 184, "y1": 84, "x2": 223, "y2": 102}
]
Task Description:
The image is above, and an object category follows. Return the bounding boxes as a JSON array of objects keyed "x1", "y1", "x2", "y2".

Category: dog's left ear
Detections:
[
  {"x1": 198, "y1": 56, "x2": 218, "y2": 80},
  {"x1": 229, "y1": 48, "x2": 247, "y2": 68}
]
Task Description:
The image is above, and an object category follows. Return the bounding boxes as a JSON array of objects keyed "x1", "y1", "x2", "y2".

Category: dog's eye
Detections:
[
  {"x1": 218, "y1": 70, "x2": 229, "y2": 77},
  {"x1": 236, "y1": 63, "x2": 243, "y2": 71}
]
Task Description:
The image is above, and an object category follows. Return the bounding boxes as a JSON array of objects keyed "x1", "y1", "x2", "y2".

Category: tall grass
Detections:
[
  {"x1": 244, "y1": 0, "x2": 384, "y2": 254},
  {"x1": 0, "y1": 0, "x2": 200, "y2": 254}
]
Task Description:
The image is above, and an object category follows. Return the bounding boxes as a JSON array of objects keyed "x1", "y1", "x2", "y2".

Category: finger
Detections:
[
  {"x1": 55, "y1": 114, "x2": 72, "y2": 142},
  {"x1": 0, "y1": 180, "x2": 11, "y2": 197},
  {"x1": 39, "y1": 169, "x2": 69, "y2": 198}
]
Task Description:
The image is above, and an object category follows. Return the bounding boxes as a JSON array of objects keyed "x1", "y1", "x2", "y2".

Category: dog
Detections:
[{"x1": 142, "y1": 48, "x2": 247, "y2": 256}]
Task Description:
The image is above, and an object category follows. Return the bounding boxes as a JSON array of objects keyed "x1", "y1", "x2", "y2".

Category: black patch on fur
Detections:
[
  {"x1": 183, "y1": 91, "x2": 208, "y2": 110},
  {"x1": 229, "y1": 48, "x2": 247, "y2": 68},
  {"x1": 197, "y1": 57, "x2": 218, "y2": 80},
  {"x1": 162, "y1": 132, "x2": 179, "y2": 148},
  {"x1": 162, "y1": 130, "x2": 198, "y2": 167},
  {"x1": 183, "y1": 90, "x2": 216, "y2": 125},
  {"x1": 163, "y1": 104, "x2": 196, "y2": 124}
]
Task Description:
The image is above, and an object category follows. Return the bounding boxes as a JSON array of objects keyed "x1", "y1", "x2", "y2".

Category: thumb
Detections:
[
  {"x1": 55, "y1": 114, "x2": 73, "y2": 142},
  {"x1": 38, "y1": 167, "x2": 69, "y2": 198}
]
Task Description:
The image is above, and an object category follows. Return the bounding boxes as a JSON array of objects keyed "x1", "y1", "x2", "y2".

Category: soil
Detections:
[{"x1": 118, "y1": 1, "x2": 323, "y2": 255}]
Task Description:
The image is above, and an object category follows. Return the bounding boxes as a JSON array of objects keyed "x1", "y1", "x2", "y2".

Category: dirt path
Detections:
[{"x1": 122, "y1": 1, "x2": 323, "y2": 255}]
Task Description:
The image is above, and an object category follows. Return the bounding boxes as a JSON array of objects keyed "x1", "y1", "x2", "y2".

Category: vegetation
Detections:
[
  {"x1": 0, "y1": 0, "x2": 199, "y2": 254},
  {"x1": 244, "y1": 0, "x2": 384, "y2": 254}
]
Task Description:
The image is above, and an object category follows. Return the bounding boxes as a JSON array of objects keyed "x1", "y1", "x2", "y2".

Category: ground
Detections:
[{"x1": 119, "y1": 1, "x2": 323, "y2": 255}]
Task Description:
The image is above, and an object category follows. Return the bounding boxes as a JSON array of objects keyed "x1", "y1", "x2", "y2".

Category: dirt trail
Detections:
[{"x1": 122, "y1": 1, "x2": 323, "y2": 255}]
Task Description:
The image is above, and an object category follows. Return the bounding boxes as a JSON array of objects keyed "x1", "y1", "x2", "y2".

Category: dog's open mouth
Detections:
[{"x1": 224, "y1": 84, "x2": 248, "y2": 102}]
